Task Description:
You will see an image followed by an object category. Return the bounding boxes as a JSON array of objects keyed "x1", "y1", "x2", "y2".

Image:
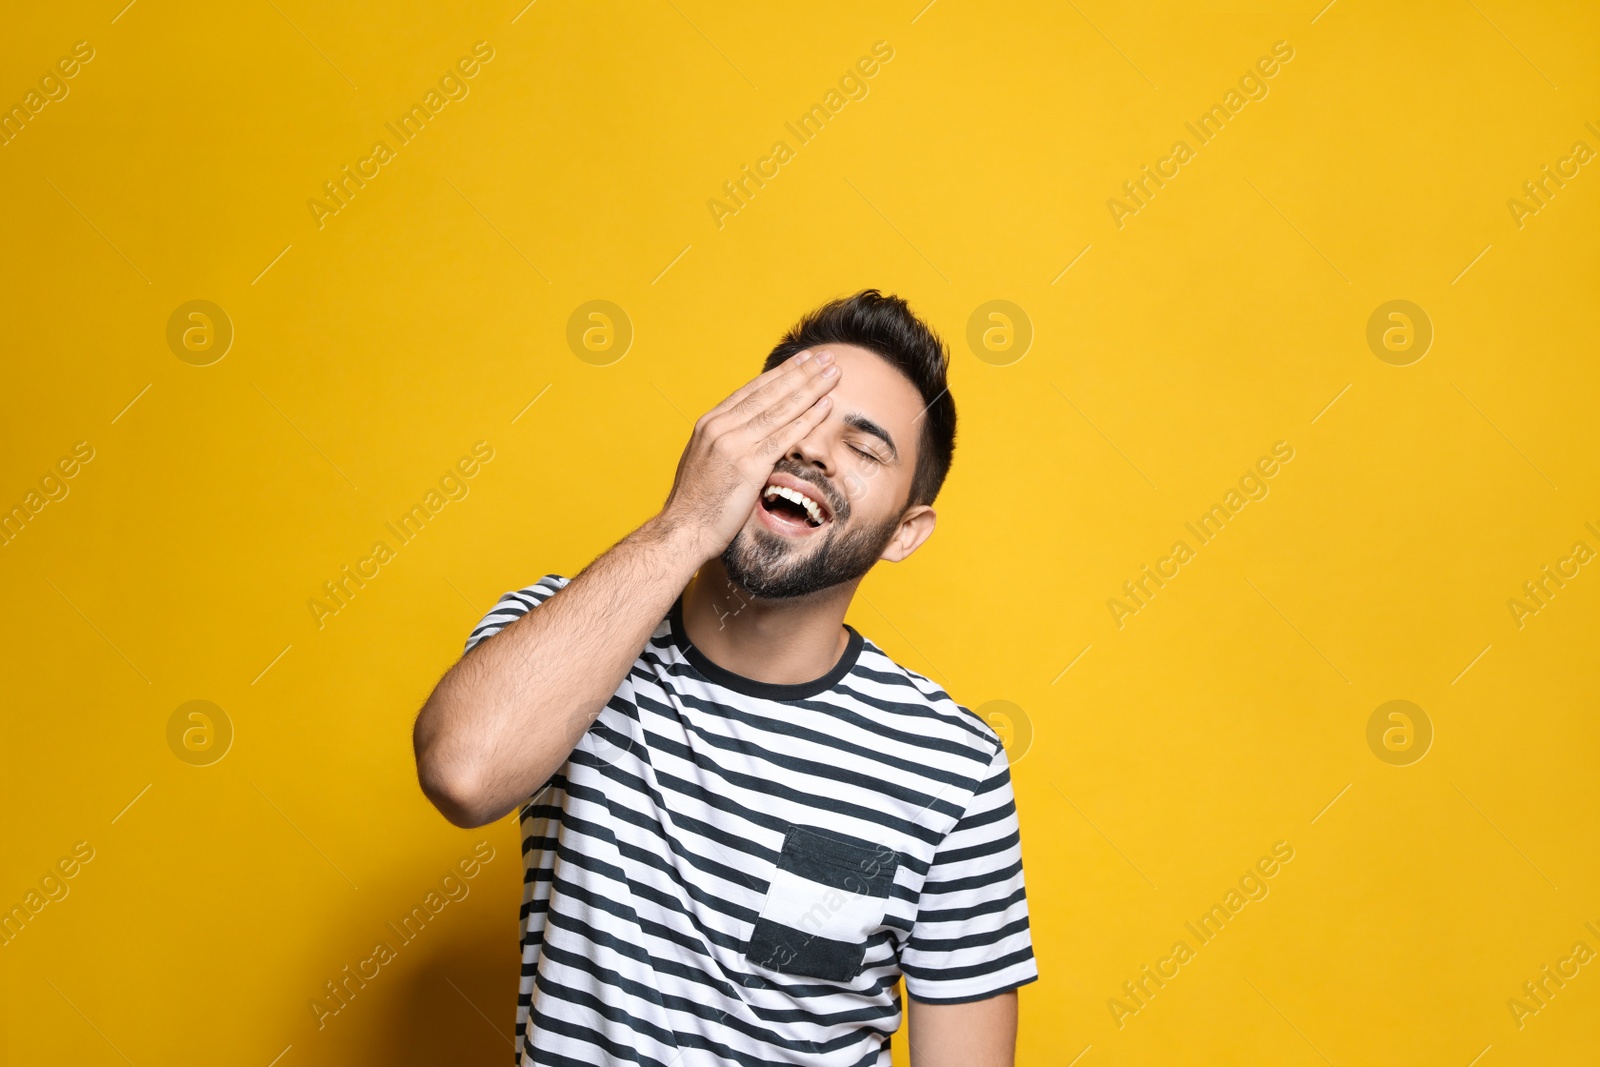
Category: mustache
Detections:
[{"x1": 771, "y1": 460, "x2": 849, "y2": 522}]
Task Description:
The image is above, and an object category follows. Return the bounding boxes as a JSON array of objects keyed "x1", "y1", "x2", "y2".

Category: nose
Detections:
[{"x1": 787, "y1": 423, "x2": 833, "y2": 476}]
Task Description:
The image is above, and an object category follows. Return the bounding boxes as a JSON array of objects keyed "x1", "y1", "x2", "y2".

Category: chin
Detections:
[
  {"x1": 720, "y1": 534, "x2": 824, "y2": 600},
  {"x1": 719, "y1": 509, "x2": 896, "y2": 601}
]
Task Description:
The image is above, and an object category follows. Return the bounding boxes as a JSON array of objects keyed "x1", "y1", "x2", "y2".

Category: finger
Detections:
[
  {"x1": 704, "y1": 349, "x2": 819, "y2": 422},
  {"x1": 704, "y1": 348, "x2": 812, "y2": 419},
  {"x1": 757, "y1": 393, "x2": 833, "y2": 462},
  {"x1": 731, "y1": 355, "x2": 839, "y2": 434}
]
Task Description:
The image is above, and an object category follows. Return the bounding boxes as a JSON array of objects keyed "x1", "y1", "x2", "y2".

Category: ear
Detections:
[{"x1": 879, "y1": 505, "x2": 936, "y2": 563}]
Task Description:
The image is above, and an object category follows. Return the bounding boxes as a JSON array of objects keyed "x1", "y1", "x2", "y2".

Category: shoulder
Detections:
[
  {"x1": 498, "y1": 574, "x2": 571, "y2": 609},
  {"x1": 849, "y1": 636, "x2": 1005, "y2": 772},
  {"x1": 464, "y1": 574, "x2": 570, "y2": 653}
]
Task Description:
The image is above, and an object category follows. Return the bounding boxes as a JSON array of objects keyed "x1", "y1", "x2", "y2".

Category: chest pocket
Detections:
[{"x1": 744, "y1": 824, "x2": 900, "y2": 983}]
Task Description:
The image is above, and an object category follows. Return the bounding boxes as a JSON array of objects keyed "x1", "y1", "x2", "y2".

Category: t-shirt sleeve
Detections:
[
  {"x1": 900, "y1": 740, "x2": 1039, "y2": 1004},
  {"x1": 463, "y1": 574, "x2": 571, "y2": 654}
]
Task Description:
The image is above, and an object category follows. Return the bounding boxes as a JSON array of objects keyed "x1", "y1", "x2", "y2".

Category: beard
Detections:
[{"x1": 721, "y1": 503, "x2": 902, "y2": 600}]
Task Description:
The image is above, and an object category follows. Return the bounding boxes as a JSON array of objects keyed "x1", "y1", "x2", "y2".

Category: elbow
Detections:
[
  {"x1": 418, "y1": 759, "x2": 499, "y2": 829},
  {"x1": 414, "y1": 733, "x2": 500, "y2": 828}
]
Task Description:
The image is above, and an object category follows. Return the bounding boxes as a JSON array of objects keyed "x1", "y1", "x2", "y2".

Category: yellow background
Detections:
[{"x1": 2, "y1": 0, "x2": 1597, "y2": 1063}]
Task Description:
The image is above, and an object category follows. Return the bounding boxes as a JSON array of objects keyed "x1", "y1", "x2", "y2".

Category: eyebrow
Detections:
[{"x1": 842, "y1": 413, "x2": 898, "y2": 461}]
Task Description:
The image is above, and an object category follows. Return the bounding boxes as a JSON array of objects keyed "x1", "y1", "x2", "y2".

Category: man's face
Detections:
[{"x1": 722, "y1": 344, "x2": 934, "y2": 599}]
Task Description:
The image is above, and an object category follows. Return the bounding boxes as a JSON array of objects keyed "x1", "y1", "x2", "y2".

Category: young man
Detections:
[{"x1": 413, "y1": 290, "x2": 1037, "y2": 1066}]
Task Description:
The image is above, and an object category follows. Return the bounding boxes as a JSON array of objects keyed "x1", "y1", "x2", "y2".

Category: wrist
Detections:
[{"x1": 636, "y1": 510, "x2": 718, "y2": 569}]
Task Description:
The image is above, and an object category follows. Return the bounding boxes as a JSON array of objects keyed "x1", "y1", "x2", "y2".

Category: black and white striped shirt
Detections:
[{"x1": 465, "y1": 575, "x2": 1038, "y2": 1066}]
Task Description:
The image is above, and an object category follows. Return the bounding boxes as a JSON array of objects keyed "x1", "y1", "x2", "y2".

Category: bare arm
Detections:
[
  {"x1": 412, "y1": 347, "x2": 841, "y2": 827},
  {"x1": 907, "y1": 992, "x2": 1018, "y2": 1067},
  {"x1": 412, "y1": 517, "x2": 702, "y2": 827}
]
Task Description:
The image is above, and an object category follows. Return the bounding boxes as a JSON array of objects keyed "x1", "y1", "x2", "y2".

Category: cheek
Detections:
[
  {"x1": 839, "y1": 468, "x2": 873, "y2": 504},
  {"x1": 835, "y1": 446, "x2": 896, "y2": 504},
  {"x1": 840, "y1": 466, "x2": 905, "y2": 527}
]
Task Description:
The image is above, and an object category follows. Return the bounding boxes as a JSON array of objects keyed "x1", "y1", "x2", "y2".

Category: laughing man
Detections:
[{"x1": 413, "y1": 289, "x2": 1038, "y2": 1065}]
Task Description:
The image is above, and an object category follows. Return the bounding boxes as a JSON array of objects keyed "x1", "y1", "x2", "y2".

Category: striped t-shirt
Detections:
[{"x1": 464, "y1": 575, "x2": 1038, "y2": 1066}]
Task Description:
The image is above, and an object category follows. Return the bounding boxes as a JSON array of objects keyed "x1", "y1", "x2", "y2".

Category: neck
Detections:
[{"x1": 679, "y1": 558, "x2": 857, "y2": 685}]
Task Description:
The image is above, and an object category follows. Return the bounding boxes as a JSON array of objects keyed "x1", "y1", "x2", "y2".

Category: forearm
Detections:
[
  {"x1": 414, "y1": 347, "x2": 838, "y2": 827},
  {"x1": 413, "y1": 513, "x2": 705, "y2": 827}
]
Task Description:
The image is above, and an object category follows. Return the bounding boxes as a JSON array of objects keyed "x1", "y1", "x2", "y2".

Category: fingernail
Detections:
[
  {"x1": 797, "y1": 350, "x2": 813, "y2": 363},
  {"x1": 816, "y1": 350, "x2": 834, "y2": 364},
  {"x1": 822, "y1": 364, "x2": 839, "y2": 377}
]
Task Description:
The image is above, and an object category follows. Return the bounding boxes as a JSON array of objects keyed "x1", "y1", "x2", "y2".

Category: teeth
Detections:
[{"x1": 762, "y1": 484, "x2": 825, "y2": 526}]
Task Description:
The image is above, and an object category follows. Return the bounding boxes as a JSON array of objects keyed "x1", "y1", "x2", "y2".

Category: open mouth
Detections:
[{"x1": 758, "y1": 479, "x2": 833, "y2": 534}]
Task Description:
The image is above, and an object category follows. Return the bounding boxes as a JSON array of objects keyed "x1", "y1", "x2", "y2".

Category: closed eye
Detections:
[{"x1": 851, "y1": 446, "x2": 883, "y2": 464}]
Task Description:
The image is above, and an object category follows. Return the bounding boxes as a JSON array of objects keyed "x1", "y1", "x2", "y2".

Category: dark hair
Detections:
[{"x1": 762, "y1": 289, "x2": 956, "y2": 507}]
